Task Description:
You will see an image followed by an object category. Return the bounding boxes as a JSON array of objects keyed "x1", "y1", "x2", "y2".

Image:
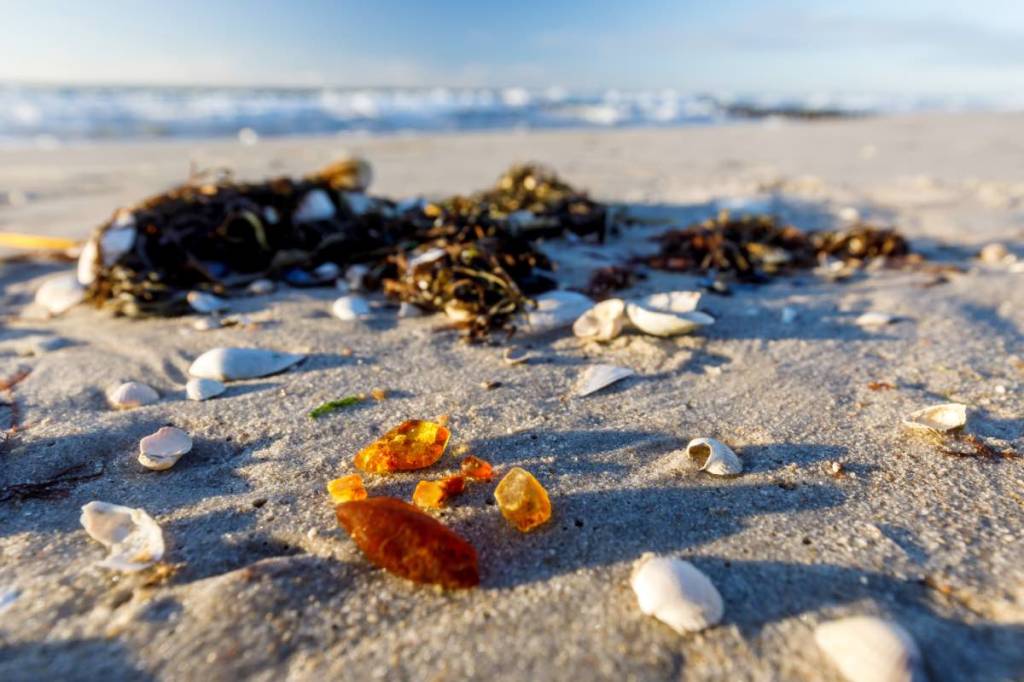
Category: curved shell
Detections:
[
  {"x1": 80, "y1": 501, "x2": 165, "y2": 572},
  {"x1": 138, "y1": 426, "x2": 193, "y2": 471},
  {"x1": 525, "y1": 291, "x2": 594, "y2": 334},
  {"x1": 332, "y1": 295, "x2": 371, "y2": 321},
  {"x1": 35, "y1": 273, "x2": 84, "y2": 316},
  {"x1": 686, "y1": 437, "x2": 742, "y2": 476},
  {"x1": 631, "y1": 554, "x2": 724, "y2": 634},
  {"x1": 638, "y1": 290, "x2": 701, "y2": 314},
  {"x1": 573, "y1": 299, "x2": 627, "y2": 342},
  {"x1": 186, "y1": 377, "x2": 225, "y2": 401},
  {"x1": 574, "y1": 364, "x2": 635, "y2": 398},
  {"x1": 902, "y1": 403, "x2": 967, "y2": 434},
  {"x1": 814, "y1": 616, "x2": 923, "y2": 682},
  {"x1": 626, "y1": 303, "x2": 714, "y2": 337},
  {"x1": 188, "y1": 347, "x2": 304, "y2": 381},
  {"x1": 107, "y1": 382, "x2": 159, "y2": 410}
]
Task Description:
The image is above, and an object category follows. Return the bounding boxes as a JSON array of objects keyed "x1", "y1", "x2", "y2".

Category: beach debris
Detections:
[
  {"x1": 0, "y1": 461, "x2": 104, "y2": 503},
  {"x1": 34, "y1": 273, "x2": 84, "y2": 316},
  {"x1": 107, "y1": 381, "x2": 159, "y2": 410},
  {"x1": 855, "y1": 312, "x2": 897, "y2": 328},
  {"x1": 308, "y1": 156, "x2": 374, "y2": 192},
  {"x1": 460, "y1": 455, "x2": 495, "y2": 481},
  {"x1": 138, "y1": 426, "x2": 193, "y2": 471},
  {"x1": 80, "y1": 501, "x2": 165, "y2": 572},
  {"x1": 413, "y1": 475, "x2": 466, "y2": 509},
  {"x1": 574, "y1": 364, "x2": 636, "y2": 397},
  {"x1": 370, "y1": 388, "x2": 388, "y2": 401},
  {"x1": 188, "y1": 347, "x2": 304, "y2": 381},
  {"x1": 631, "y1": 554, "x2": 724, "y2": 634},
  {"x1": 902, "y1": 403, "x2": 967, "y2": 434},
  {"x1": 685, "y1": 438, "x2": 743, "y2": 476},
  {"x1": 867, "y1": 381, "x2": 895, "y2": 391},
  {"x1": 335, "y1": 497, "x2": 479, "y2": 588},
  {"x1": 581, "y1": 265, "x2": 644, "y2": 300},
  {"x1": 345, "y1": 264, "x2": 370, "y2": 292},
  {"x1": 354, "y1": 419, "x2": 450, "y2": 473},
  {"x1": 309, "y1": 394, "x2": 365, "y2": 419},
  {"x1": 191, "y1": 316, "x2": 222, "y2": 331},
  {"x1": 638, "y1": 290, "x2": 702, "y2": 313},
  {"x1": 186, "y1": 377, "x2": 225, "y2": 401},
  {"x1": 246, "y1": 278, "x2": 275, "y2": 295},
  {"x1": 314, "y1": 262, "x2": 341, "y2": 280},
  {"x1": 978, "y1": 243, "x2": 1012, "y2": 265},
  {"x1": 327, "y1": 473, "x2": 368, "y2": 504},
  {"x1": 626, "y1": 303, "x2": 715, "y2": 337},
  {"x1": 332, "y1": 295, "x2": 371, "y2": 321},
  {"x1": 77, "y1": 212, "x2": 136, "y2": 285},
  {"x1": 502, "y1": 347, "x2": 535, "y2": 365},
  {"x1": 292, "y1": 189, "x2": 336, "y2": 223},
  {"x1": 526, "y1": 291, "x2": 594, "y2": 334},
  {"x1": 186, "y1": 291, "x2": 227, "y2": 314},
  {"x1": 494, "y1": 467, "x2": 551, "y2": 532},
  {"x1": 573, "y1": 298, "x2": 627, "y2": 342},
  {"x1": 814, "y1": 616, "x2": 924, "y2": 682}
]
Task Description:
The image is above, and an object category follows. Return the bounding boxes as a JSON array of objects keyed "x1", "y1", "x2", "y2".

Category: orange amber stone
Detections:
[
  {"x1": 335, "y1": 497, "x2": 479, "y2": 588},
  {"x1": 413, "y1": 475, "x2": 466, "y2": 509},
  {"x1": 494, "y1": 467, "x2": 551, "y2": 532},
  {"x1": 326, "y1": 474, "x2": 367, "y2": 504},
  {"x1": 460, "y1": 455, "x2": 495, "y2": 481},
  {"x1": 354, "y1": 420, "x2": 450, "y2": 473}
]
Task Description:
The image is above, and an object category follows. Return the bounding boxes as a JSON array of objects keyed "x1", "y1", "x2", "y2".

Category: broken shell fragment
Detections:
[
  {"x1": 187, "y1": 291, "x2": 227, "y2": 314},
  {"x1": 188, "y1": 347, "x2": 304, "y2": 381},
  {"x1": 354, "y1": 419, "x2": 451, "y2": 473},
  {"x1": 638, "y1": 290, "x2": 701, "y2": 314},
  {"x1": 494, "y1": 467, "x2": 551, "y2": 532},
  {"x1": 186, "y1": 377, "x2": 225, "y2": 401},
  {"x1": 138, "y1": 426, "x2": 193, "y2": 471},
  {"x1": 814, "y1": 616, "x2": 924, "y2": 682},
  {"x1": 574, "y1": 364, "x2": 636, "y2": 398},
  {"x1": 685, "y1": 437, "x2": 742, "y2": 476},
  {"x1": 77, "y1": 214, "x2": 136, "y2": 285},
  {"x1": 631, "y1": 554, "x2": 724, "y2": 634},
  {"x1": 626, "y1": 303, "x2": 714, "y2": 337},
  {"x1": 80, "y1": 501, "x2": 165, "y2": 572},
  {"x1": 332, "y1": 295, "x2": 371, "y2": 321},
  {"x1": 526, "y1": 291, "x2": 593, "y2": 334},
  {"x1": 573, "y1": 298, "x2": 627, "y2": 342},
  {"x1": 902, "y1": 403, "x2": 967, "y2": 434},
  {"x1": 292, "y1": 189, "x2": 336, "y2": 223},
  {"x1": 34, "y1": 273, "x2": 84, "y2": 316},
  {"x1": 336, "y1": 497, "x2": 479, "y2": 588},
  {"x1": 107, "y1": 381, "x2": 159, "y2": 410},
  {"x1": 327, "y1": 474, "x2": 368, "y2": 504}
]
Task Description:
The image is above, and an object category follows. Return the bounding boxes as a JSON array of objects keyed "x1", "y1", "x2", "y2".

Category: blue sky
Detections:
[{"x1": 1, "y1": 0, "x2": 1021, "y2": 93}]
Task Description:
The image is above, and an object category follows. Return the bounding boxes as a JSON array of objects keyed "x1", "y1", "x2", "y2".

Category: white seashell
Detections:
[
  {"x1": 638, "y1": 291, "x2": 702, "y2": 314},
  {"x1": 107, "y1": 382, "x2": 159, "y2": 410},
  {"x1": 814, "y1": 616, "x2": 923, "y2": 682},
  {"x1": 78, "y1": 213, "x2": 137, "y2": 285},
  {"x1": 902, "y1": 403, "x2": 967, "y2": 434},
  {"x1": 189, "y1": 347, "x2": 304, "y2": 381},
  {"x1": 855, "y1": 312, "x2": 897, "y2": 328},
  {"x1": 407, "y1": 247, "x2": 446, "y2": 270},
  {"x1": 187, "y1": 291, "x2": 227, "y2": 314},
  {"x1": 332, "y1": 295, "x2": 371, "y2": 321},
  {"x1": 626, "y1": 303, "x2": 714, "y2": 337},
  {"x1": 631, "y1": 554, "x2": 724, "y2": 634},
  {"x1": 293, "y1": 189, "x2": 336, "y2": 223},
  {"x1": 685, "y1": 437, "x2": 742, "y2": 476},
  {"x1": 979, "y1": 243, "x2": 1011, "y2": 265},
  {"x1": 342, "y1": 191, "x2": 374, "y2": 216},
  {"x1": 246, "y1": 278, "x2": 275, "y2": 295},
  {"x1": 80, "y1": 501, "x2": 165, "y2": 572},
  {"x1": 526, "y1": 291, "x2": 594, "y2": 334},
  {"x1": 138, "y1": 426, "x2": 193, "y2": 471},
  {"x1": 191, "y1": 316, "x2": 222, "y2": 331},
  {"x1": 345, "y1": 264, "x2": 369, "y2": 292},
  {"x1": 397, "y1": 302, "x2": 424, "y2": 318},
  {"x1": 573, "y1": 299, "x2": 627, "y2": 342},
  {"x1": 35, "y1": 273, "x2": 84, "y2": 315},
  {"x1": 186, "y1": 377, "x2": 225, "y2": 401},
  {"x1": 574, "y1": 364, "x2": 635, "y2": 397}
]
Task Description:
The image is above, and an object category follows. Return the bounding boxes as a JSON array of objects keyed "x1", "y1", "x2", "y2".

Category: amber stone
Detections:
[
  {"x1": 354, "y1": 420, "x2": 450, "y2": 473},
  {"x1": 335, "y1": 497, "x2": 479, "y2": 588},
  {"x1": 413, "y1": 475, "x2": 466, "y2": 509},
  {"x1": 460, "y1": 455, "x2": 495, "y2": 481},
  {"x1": 326, "y1": 474, "x2": 367, "y2": 504},
  {"x1": 494, "y1": 467, "x2": 551, "y2": 532}
]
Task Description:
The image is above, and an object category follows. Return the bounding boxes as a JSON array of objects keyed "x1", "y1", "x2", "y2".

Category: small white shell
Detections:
[
  {"x1": 187, "y1": 291, "x2": 228, "y2": 314},
  {"x1": 902, "y1": 403, "x2": 967, "y2": 434},
  {"x1": 186, "y1": 377, "x2": 225, "y2": 401},
  {"x1": 107, "y1": 382, "x2": 159, "y2": 410},
  {"x1": 80, "y1": 501, "x2": 165, "y2": 572},
  {"x1": 626, "y1": 303, "x2": 714, "y2": 337},
  {"x1": 573, "y1": 298, "x2": 627, "y2": 342},
  {"x1": 526, "y1": 291, "x2": 594, "y2": 334},
  {"x1": 637, "y1": 291, "x2": 701, "y2": 313},
  {"x1": 246, "y1": 278, "x2": 275, "y2": 295},
  {"x1": 35, "y1": 273, "x2": 84, "y2": 316},
  {"x1": 191, "y1": 316, "x2": 222, "y2": 331},
  {"x1": 138, "y1": 426, "x2": 193, "y2": 471},
  {"x1": 855, "y1": 312, "x2": 897, "y2": 328},
  {"x1": 814, "y1": 616, "x2": 923, "y2": 682},
  {"x1": 314, "y1": 262, "x2": 341, "y2": 280},
  {"x1": 293, "y1": 189, "x2": 336, "y2": 223},
  {"x1": 631, "y1": 554, "x2": 724, "y2": 634},
  {"x1": 685, "y1": 437, "x2": 742, "y2": 476},
  {"x1": 979, "y1": 243, "x2": 1011, "y2": 264},
  {"x1": 345, "y1": 264, "x2": 369, "y2": 292},
  {"x1": 332, "y1": 295, "x2": 371, "y2": 321},
  {"x1": 78, "y1": 217, "x2": 137, "y2": 285},
  {"x1": 188, "y1": 347, "x2": 304, "y2": 381},
  {"x1": 574, "y1": 364, "x2": 635, "y2": 397},
  {"x1": 397, "y1": 302, "x2": 424, "y2": 318}
]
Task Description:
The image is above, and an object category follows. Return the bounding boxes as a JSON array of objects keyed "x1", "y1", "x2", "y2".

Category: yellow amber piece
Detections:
[
  {"x1": 413, "y1": 475, "x2": 466, "y2": 509},
  {"x1": 460, "y1": 455, "x2": 494, "y2": 481},
  {"x1": 494, "y1": 467, "x2": 551, "y2": 532},
  {"x1": 327, "y1": 474, "x2": 367, "y2": 504},
  {"x1": 354, "y1": 420, "x2": 451, "y2": 473}
]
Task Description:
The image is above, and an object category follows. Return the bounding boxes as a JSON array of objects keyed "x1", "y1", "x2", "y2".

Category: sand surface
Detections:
[{"x1": 1, "y1": 114, "x2": 1022, "y2": 681}]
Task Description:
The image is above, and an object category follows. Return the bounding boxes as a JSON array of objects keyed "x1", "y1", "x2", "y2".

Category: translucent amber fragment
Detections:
[
  {"x1": 327, "y1": 474, "x2": 367, "y2": 504},
  {"x1": 354, "y1": 420, "x2": 450, "y2": 473},
  {"x1": 460, "y1": 455, "x2": 495, "y2": 481},
  {"x1": 413, "y1": 475, "x2": 466, "y2": 509},
  {"x1": 335, "y1": 497, "x2": 479, "y2": 588},
  {"x1": 494, "y1": 467, "x2": 551, "y2": 532}
]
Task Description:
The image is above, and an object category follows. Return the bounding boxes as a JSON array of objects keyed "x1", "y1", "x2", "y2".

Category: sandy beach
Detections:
[{"x1": 1, "y1": 113, "x2": 1022, "y2": 680}]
